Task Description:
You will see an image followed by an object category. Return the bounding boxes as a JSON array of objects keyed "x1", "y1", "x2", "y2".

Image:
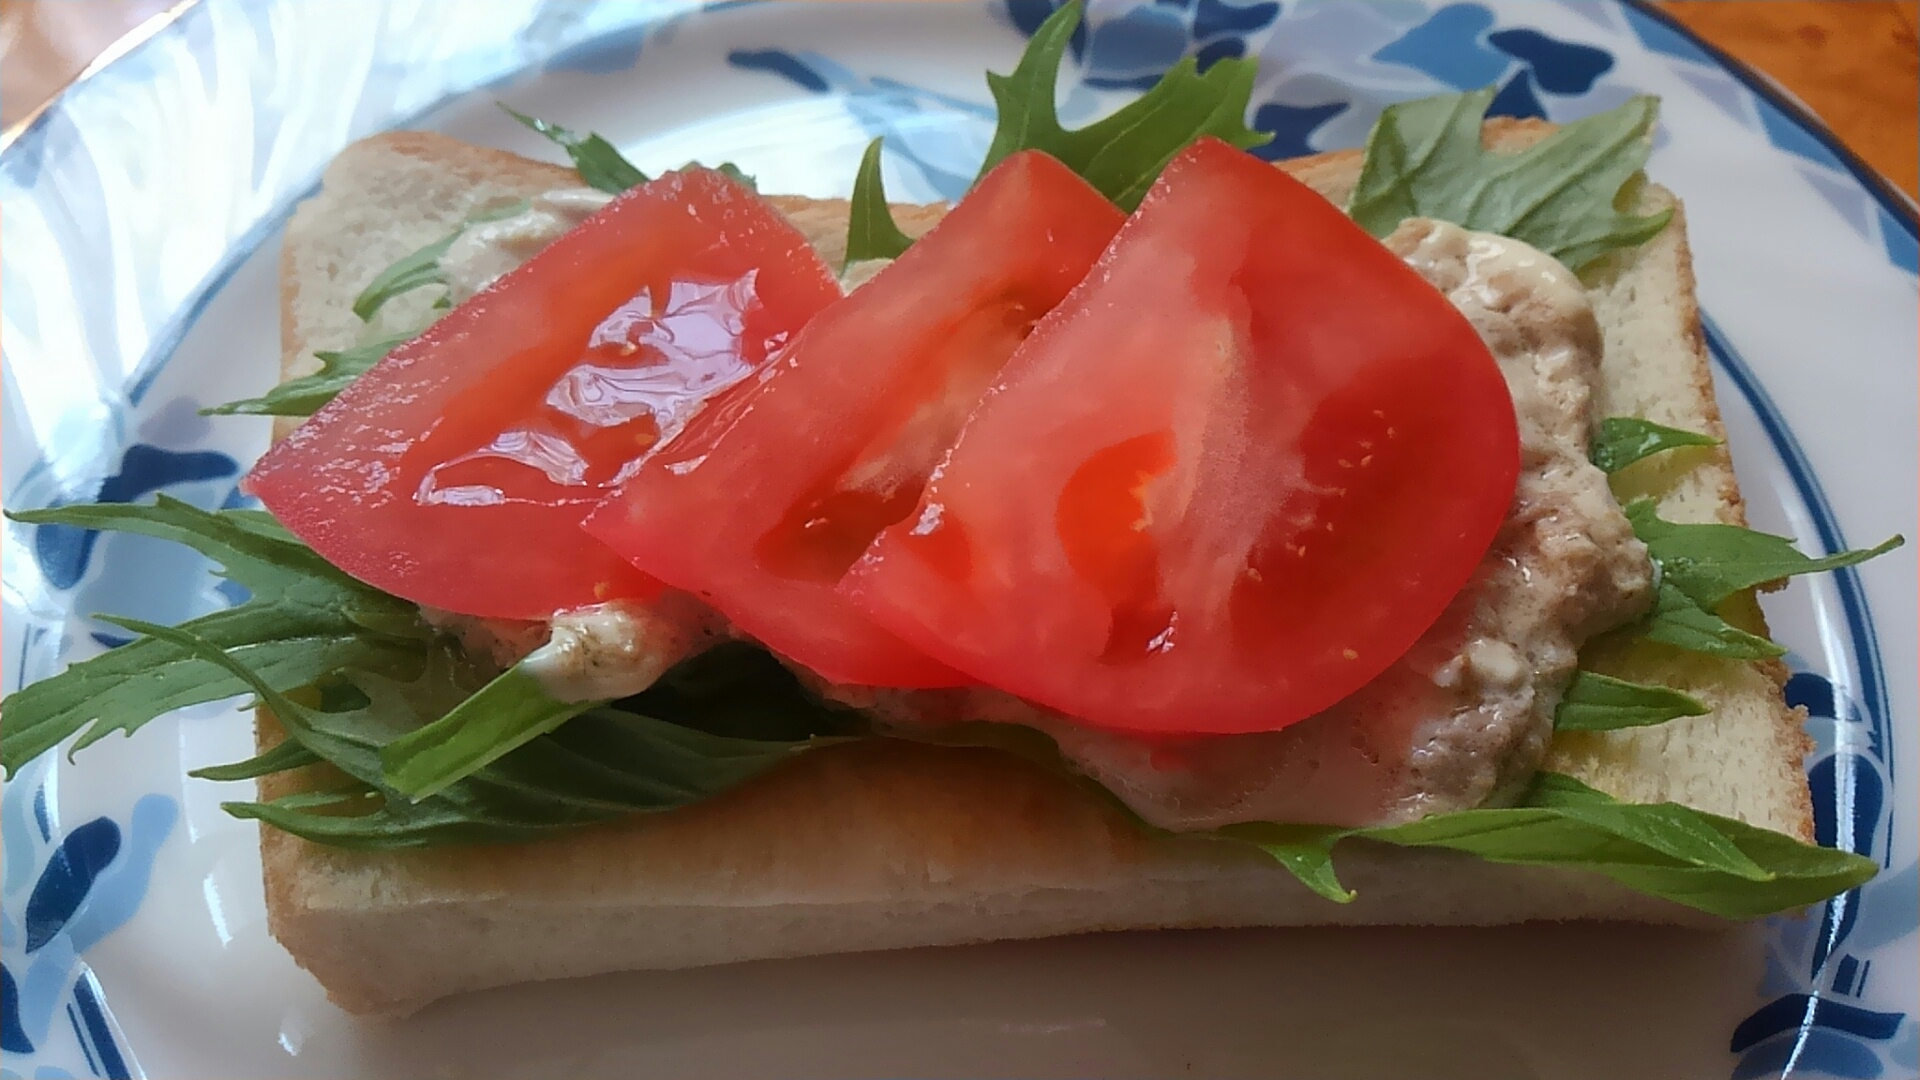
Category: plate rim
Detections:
[{"x1": 1, "y1": 3, "x2": 1914, "y2": 1078}]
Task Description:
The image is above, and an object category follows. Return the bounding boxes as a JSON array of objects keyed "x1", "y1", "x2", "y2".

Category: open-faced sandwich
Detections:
[{"x1": 1, "y1": 3, "x2": 1901, "y2": 1018}]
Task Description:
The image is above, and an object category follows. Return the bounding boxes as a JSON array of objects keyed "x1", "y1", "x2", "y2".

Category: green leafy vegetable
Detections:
[
  {"x1": 1591, "y1": 417, "x2": 1719, "y2": 474},
  {"x1": 139, "y1": 618, "x2": 842, "y2": 850},
  {"x1": 904, "y1": 725, "x2": 1867, "y2": 917},
  {"x1": 203, "y1": 335, "x2": 411, "y2": 417},
  {"x1": 706, "y1": 162, "x2": 759, "y2": 191},
  {"x1": 1553, "y1": 671, "x2": 1710, "y2": 732},
  {"x1": 0, "y1": 498, "x2": 429, "y2": 776},
  {"x1": 351, "y1": 230, "x2": 458, "y2": 321},
  {"x1": 974, "y1": 0, "x2": 1270, "y2": 210},
  {"x1": 1236, "y1": 773, "x2": 1875, "y2": 917},
  {"x1": 1625, "y1": 500, "x2": 1903, "y2": 611},
  {"x1": 380, "y1": 663, "x2": 599, "y2": 801},
  {"x1": 350, "y1": 199, "x2": 530, "y2": 321},
  {"x1": 844, "y1": 137, "x2": 916, "y2": 267},
  {"x1": 1637, "y1": 582, "x2": 1784, "y2": 659},
  {"x1": 1214, "y1": 822, "x2": 1352, "y2": 903},
  {"x1": 503, "y1": 105, "x2": 649, "y2": 194},
  {"x1": 189, "y1": 735, "x2": 321, "y2": 781},
  {"x1": 1348, "y1": 89, "x2": 1672, "y2": 271}
]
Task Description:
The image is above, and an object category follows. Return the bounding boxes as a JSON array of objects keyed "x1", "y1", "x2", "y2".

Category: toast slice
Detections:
[{"x1": 258, "y1": 126, "x2": 1812, "y2": 1018}]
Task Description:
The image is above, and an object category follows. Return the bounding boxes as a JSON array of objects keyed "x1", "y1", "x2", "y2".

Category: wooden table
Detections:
[
  {"x1": 1661, "y1": 1, "x2": 1918, "y2": 197},
  {"x1": 2, "y1": 0, "x2": 1916, "y2": 197}
]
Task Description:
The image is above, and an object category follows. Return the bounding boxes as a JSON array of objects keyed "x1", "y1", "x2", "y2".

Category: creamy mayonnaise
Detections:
[
  {"x1": 519, "y1": 600, "x2": 711, "y2": 703},
  {"x1": 441, "y1": 188, "x2": 615, "y2": 303}
]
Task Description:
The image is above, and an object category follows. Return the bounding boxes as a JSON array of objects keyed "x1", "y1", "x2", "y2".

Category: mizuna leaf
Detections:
[
  {"x1": 1624, "y1": 500, "x2": 1903, "y2": 611},
  {"x1": 350, "y1": 199, "x2": 531, "y2": 321},
  {"x1": 1553, "y1": 671, "x2": 1710, "y2": 732},
  {"x1": 1635, "y1": 583, "x2": 1784, "y2": 659},
  {"x1": 844, "y1": 137, "x2": 915, "y2": 267},
  {"x1": 1349, "y1": 90, "x2": 1672, "y2": 270},
  {"x1": 0, "y1": 498, "x2": 428, "y2": 775},
  {"x1": 974, "y1": 0, "x2": 1269, "y2": 210},
  {"x1": 203, "y1": 336, "x2": 411, "y2": 417},
  {"x1": 502, "y1": 105, "x2": 649, "y2": 194},
  {"x1": 1590, "y1": 417, "x2": 1719, "y2": 474}
]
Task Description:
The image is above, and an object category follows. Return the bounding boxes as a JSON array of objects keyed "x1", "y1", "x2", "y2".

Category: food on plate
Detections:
[{"x1": 1, "y1": 2, "x2": 1901, "y2": 1019}]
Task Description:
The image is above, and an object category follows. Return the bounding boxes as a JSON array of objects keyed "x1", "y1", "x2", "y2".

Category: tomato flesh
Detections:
[
  {"x1": 841, "y1": 138, "x2": 1521, "y2": 734},
  {"x1": 584, "y1": 151, "x2": 1127, "y2": 688},
  {"x1": 246, "y1": 168, "x2": 841, "y2": 619}
]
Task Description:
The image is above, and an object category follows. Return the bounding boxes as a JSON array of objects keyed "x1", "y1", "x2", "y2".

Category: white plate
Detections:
[{"x1": 3, "y1": 2, "x2": 1914, "y2": 1076}]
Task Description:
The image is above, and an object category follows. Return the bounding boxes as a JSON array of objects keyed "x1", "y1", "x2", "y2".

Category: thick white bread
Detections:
[{"x1": 260, "y1": 127, "x2": 1811, "y2": 1018}]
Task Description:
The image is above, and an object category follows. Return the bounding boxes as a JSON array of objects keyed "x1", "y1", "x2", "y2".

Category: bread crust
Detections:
[{"x1": 258, "y1": 126, "x2": 1812, "y2": 1016}]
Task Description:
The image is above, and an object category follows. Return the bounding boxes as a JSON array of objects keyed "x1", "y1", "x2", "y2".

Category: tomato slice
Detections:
[
  {"x1": 246, "y1": 168, "x2": 842, "y2": 619},
  {"x1": 841, "y1": 138, "x2": 1521, "y2": 734},
  {"x1": 584, "y1": 152, "x2": 1127, "y2": 688}
]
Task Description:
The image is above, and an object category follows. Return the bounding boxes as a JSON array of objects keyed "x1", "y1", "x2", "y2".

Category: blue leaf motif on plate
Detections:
[
  {"x1": 1192, "y1": 0, "x2": 1280, "y2": 43},
  {"x1": 1486, "y1": 68, "x2": 1545, "y2": 120},
  {"x1": 1003, "y1": 0, "x2": 1278, "y2": 91},
  {"x1": 1811, "y1": 754, "x2": 1883, "y2": 856},
  {"x1": 1005, "y1": 0, "x2": 1087, "y2": 61},
  {"x1": 1370, "y1": 3, "x2": 1510, "y2": 91},
  {"x1": 542, "y1": 25, "x2": 646, "y2": 74},
  {"x1": 725, "y1": 48, "x2": 828, "y2": 93},
  {"x1": 30, "y1": 445, "x2": 238, "y2": 590},
  {"x1": 1733, "y1": 994, "x2": 1905, "y2": 1052},
  {"x1": 1193, "y1": 36, "x2": 1243, "y2": 73},
  {"x1": 1080, "y1": 4, "x2": 1190, "y2": 91},
  {"x1": 1486, "y1": 28, "x2": 1612, "y2": 94},
  {"x1": 23, "y1": 820, "x2": 120, "y2": 955},
  {"x1": 1734, "y1": 1028, "x2": 1886, "y2": 1080},
  {"x1": 58, "y1": 797, "x2": 176, "y2": 957},
  {"x1": 1788, "y1": 670, "x2": 1839, "y2": 718},
  {"x1": 1249, "y1": 100, "x2": 1347, "y2": 161},
  {"x1": 2, "y1": 964, "x2": 30, "y2": 1054}
]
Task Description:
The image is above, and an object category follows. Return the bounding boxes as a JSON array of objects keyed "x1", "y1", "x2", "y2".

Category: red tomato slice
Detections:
[
  {"x1": 841, "y1": 138, "x2": 1521, "y2": 734},
  {"x1": 246, "y1": 168, "x2": 842, "y2": 619},
  {"x1": 584, "y1": 152, "x2": 1127, "y2": 688}
]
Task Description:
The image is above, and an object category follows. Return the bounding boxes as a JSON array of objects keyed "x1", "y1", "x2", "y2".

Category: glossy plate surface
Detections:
[{"x1": 2, "y1": 2, "x2": 1914, "y2": 1077}]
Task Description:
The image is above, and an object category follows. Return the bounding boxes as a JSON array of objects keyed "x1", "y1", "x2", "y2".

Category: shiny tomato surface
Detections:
[
  {"x1": 247, "y1": 168, "x2": 841, "y2": 619},
  {"x1": 842, "y1": 138, "x2": 1521, "y2": 733},
  {"x1": 585, "y1": 152, "x2": 1127, "y2": 686}
]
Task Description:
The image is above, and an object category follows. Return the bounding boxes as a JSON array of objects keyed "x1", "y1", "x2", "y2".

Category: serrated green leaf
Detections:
[
  {"x1": 844, "y1": 137, "x2": 915, "y2": 267},
  {"x1": 1591, "y1": 417, "x2": 1719, "y2": 474},
  {"x1": 0, "y1": 498, "x2": 429, "y2": 776},
  {"x1": 973, "y1": 1, "x2": 1269, "y2": 210},
  {"x1": 697, "y1": 161, "x2": 758, "y2": 191},
  {"x1": 381, "y1": 664, "x2": 599, "y2": 801},
  {"x1": 1554, "y1": 670, "x2": 1710, "y2": 732},
  {"x1": 1342, "y1": 773, "x2": 1874, "y2": 917},
  {"x1": 203, "y1": 335, "x2": 412, "y2": 417},
  {"x1": 350, "y1": 199, "x2": 531, "y2": 322},
  {"x1": 132, "y1": 619, "x2": 838, "y2": 849},
  {"x1": 503, "y1": 105, "x2": 649, "y2": 194},
  {"x1": 1349, "y1": 90, "x2": 1673, "y2": 271},
  {"x1": 1625, "y1": 500, "x2": 1903, "y2": 611},
  {"x1": 190, "y1": 735, "x2": 322, "y2": 781},
  {"x1": 351, "y1": 232, "x2": 458, "y2": 322},
  {"x1": 1634, "y1": 582, "x2": 1785, "y2": 659}
]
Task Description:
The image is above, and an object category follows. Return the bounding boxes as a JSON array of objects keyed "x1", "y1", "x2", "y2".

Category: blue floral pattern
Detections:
[
  {"x1": 1, "y1": 1, "x2": 1912, "y2": 1076},
  {"x1": 2, "y1": 757, "x2": 175, "y2": 1080}
]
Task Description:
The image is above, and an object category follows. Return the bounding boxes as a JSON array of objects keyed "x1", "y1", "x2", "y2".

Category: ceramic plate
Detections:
[{"x1": 3, "y1": 1, "x2": 1915, "y2": 1076}]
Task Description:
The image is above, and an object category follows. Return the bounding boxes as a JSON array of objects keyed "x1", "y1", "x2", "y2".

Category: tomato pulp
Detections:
[
  {"x1": 246, "y1": 168, "x2": 842, "y2": 619},
  {"x1": 842, "y1": 138, "x2": 1521, "y2": 734},
  {"x1": 585, "y1": 151, "x2": 1127, "y2": 687}
]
